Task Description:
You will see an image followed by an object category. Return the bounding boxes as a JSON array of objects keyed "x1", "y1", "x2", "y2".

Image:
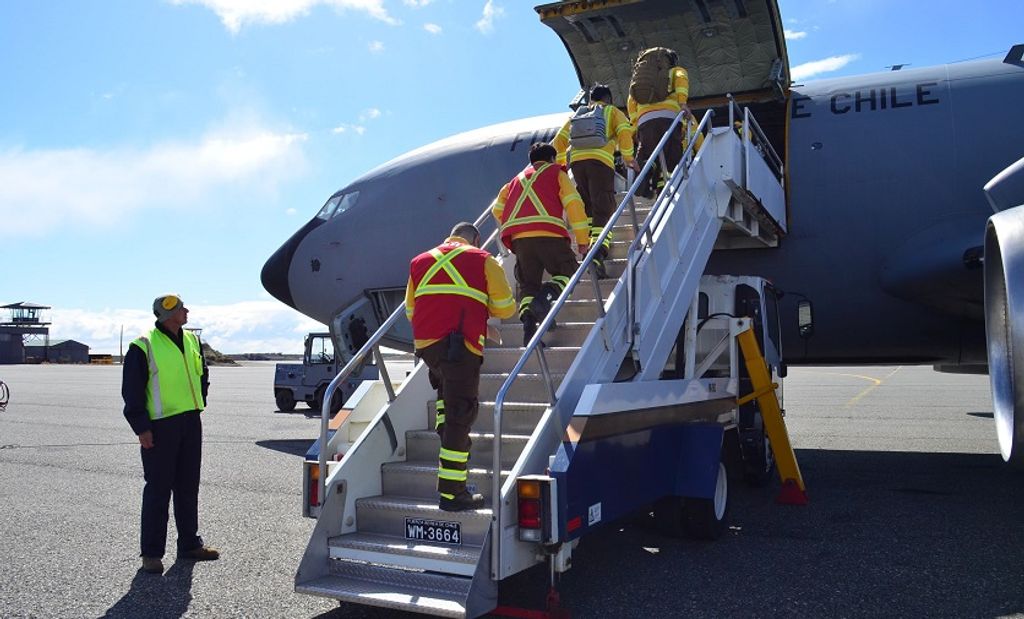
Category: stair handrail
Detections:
[
  {"x1": 315, "y1": 202, "x2": 503, "y2": 507},
  {"x1": 625, "y1": 109, "x2": 716, "y2": 353},
  {"x1": 490, "y1": 105, "x2": 693, "y2": 578}
]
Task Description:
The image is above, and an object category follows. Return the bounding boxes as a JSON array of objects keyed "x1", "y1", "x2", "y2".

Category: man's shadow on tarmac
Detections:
[{"x1": 100, "y1": 560, "x2": 194, "y2": 619}]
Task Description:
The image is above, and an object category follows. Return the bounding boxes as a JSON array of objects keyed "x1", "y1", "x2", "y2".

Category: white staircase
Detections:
[{"x1": 295, "y1": 108, "x2": 786, "y2": 617}]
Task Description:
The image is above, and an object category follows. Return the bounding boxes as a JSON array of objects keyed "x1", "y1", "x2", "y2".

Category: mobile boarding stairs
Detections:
[{"x1": 295, "y1": 103, "x2": 802, "y2": 617}]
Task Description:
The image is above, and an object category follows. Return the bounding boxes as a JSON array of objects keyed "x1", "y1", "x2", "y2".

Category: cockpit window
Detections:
[{"x1": 316, "y1": 191, "x2": 360, "y2": 220}]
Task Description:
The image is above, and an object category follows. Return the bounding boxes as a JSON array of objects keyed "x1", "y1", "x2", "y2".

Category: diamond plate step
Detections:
[
  {"x1": 355, "y1": 495, "x2": 492, "y2": 546},
  {"x1": 328, "y1": 532, "x2": 482, "y2": 577},
  {"x1": 495, "y1": 321, "x2": 594, "y2": 350},
  {"x1": 405, "y1": 429, "x2": 529, "y2": 467},
  {"x1": 382, "y1": 461, "x2": 510, "y2": 501},
  {"x1": 478, "y1": 371, "x2": 566, "y2": 402},
  {"x1": 298, "y1": 563, "x2": 471, "y2": 618},
  {"x1": 428, "y1": 400, "x2": 547, "y2": 434},
  {"x1": 482, "y1": 346, "x2": 578, "y2": 374}
]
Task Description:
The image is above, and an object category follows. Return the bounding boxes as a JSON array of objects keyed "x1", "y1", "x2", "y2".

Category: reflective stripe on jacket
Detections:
[
  {"x1": 552, "y1": 104, "x2": 635, "y2": 169},
  {"x1": 493, "y1": 163, "x2": 588, "y2": 249},
  {"x1": 131, "y1": 328, "x2": 205, "y2": 421},
  {"x1": 407, "y1": 239, "x2": 493, "y2": 356},
  {"x1": 627, "y1": 66, "x2": 690, "y2": 125}
]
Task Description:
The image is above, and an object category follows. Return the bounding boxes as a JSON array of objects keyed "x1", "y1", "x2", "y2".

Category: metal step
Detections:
[
  {"x1": 569, "y1": 278, "x2": 618, "y2": 302},
  {"x1": 382, "y1": 461, "x2": 510, "y2": 501},
  {"x1": 495, "y1": 322, "x2": 593, "y2": 350},
  {"x1": 355, "y1": 495, "x2": 493, "y2": 546},
  {"x1": 405, "y1": 429, "x2": 529, "y2": 467},
  {"x1": 429, "y1": 400, "x2": 548, "y2": 434},
  {"x1": 298, "y1": 563, "x2": 470, "y2": 618},
  {"x1": 482, "y1": 346, "x2": 578, "y2": 373},
  {"x1": 478, "y1": 371, "x2": 566, "y2": 402},
  {"x1": 329, "y1": 532, "x2": 482, "y2": 577}
]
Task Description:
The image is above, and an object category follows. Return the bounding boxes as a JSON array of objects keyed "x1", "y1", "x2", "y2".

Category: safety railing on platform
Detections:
[
  {"x1": 314, "y1": 201, "x2": 505, "y2": 506},
  {"x1": 625, "y1": 109, "x2": 716, "y2": 354},
  {"x1": 490, "y1": 105, "x2": 701, "y2": 578}
]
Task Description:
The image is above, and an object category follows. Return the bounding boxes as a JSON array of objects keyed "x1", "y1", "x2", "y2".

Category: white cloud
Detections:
[
  {"x1": 359, "y1": 108, "x2": 382, "y2": 122},
  {"x1": 332, "y1": 124, "x2": 366, "y2": 135},
  {"x1": 475, "y1": 0, "x2": 504, "y2": 34},
  {"x1": 0, "y1": 127, "x2": 308, "y2": 237},
  {"x1": 791, "y1": 53, "x2": 860, "y2": 81},
  {"x1": 286, "y1": 207, "x2": 297, "y2": 215},
  {"x1": 784, "y1": 29, "x2": 807, "y2": 40},
  {"x1": 368, "y1": 40, "x2": 385, "y2": 53},
  {"x1": 423, "y1": 22, "x2": 442, "y2": 34},
  {"x1": 403, "y1": 0, "x2": 433, "y2": 6},
  {"x1": 50, "y1": 301, "x2": 323, "y2": 354},
  {"x1": 169, "y1": 0, "x2": 399, "y2": 33}
]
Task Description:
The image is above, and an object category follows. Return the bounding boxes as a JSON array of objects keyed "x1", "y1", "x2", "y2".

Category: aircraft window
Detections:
[
  {"x1": 316, "y1": 195, "x2": 342, "y2": 220},
  {"x1": 315, "y1": 191, "x2": 360, "y2": 220},
  {"x1": 332, "y1": 192, "x2": 360, "y2": 219}
]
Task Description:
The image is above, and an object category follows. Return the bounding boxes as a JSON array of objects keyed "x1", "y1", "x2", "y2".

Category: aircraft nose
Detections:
[{"x1": 261, "y1": 217, "x2": 324, "y2": 309}]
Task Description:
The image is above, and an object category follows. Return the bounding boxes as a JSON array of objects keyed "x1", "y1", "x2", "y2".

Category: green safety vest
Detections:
[{"x1": 131, "y1": 328, "x2": 205, "y2": 421}]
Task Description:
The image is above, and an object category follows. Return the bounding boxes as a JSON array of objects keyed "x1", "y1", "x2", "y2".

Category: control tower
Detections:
[{"x1": 0, "y1": 302, "x2": 51, "y2": 364}]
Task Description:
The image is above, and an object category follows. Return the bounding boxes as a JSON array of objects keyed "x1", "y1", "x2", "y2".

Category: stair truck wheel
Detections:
[
  {"x1": 275, "y1": 389, "x2": 296, "y2": 412},
  {"x1": 683, "y1": 461, "x2": 729, "y2": 540}
]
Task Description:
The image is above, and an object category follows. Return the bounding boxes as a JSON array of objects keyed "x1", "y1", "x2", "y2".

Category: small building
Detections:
[
  {"x1": 1, "y1": 302, "x2": 51, "y2": 365},
  {"x1": 25, "y1": 339, "x2": 90, "y2": 364}
]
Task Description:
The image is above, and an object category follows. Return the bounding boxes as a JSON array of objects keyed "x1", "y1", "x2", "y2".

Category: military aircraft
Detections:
[{"x1": 262, "y1": 0, "x2": 1024, "y2": 463}]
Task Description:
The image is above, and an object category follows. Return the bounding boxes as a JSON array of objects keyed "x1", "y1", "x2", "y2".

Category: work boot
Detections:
[
  {"x1": 592, "y1": 259, "x2": 608, "y2": 280},
  {"x1": 528, "y1": 282, "x2": 561, "y2": 323},
  {"x1": 440, "y1": 490, "x2": 485, "y2": 512},
  {"x1": 521, "y1": 311, "x2": 538, "y2": 347},
  {"x1": 177, "y1": 545, "x2": 220, "y2": 561},
  {"x1": 141, "y1": 557, "x2": 164, "y2": 574}
]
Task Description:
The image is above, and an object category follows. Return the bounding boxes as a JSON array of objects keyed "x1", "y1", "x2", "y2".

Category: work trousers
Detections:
[
  {"x1": 637, "y1": 118, "x2": 684, "y2": 192},
  {"x1": 140, "y1": 410, "x2": 203, "y2": 558},
  {"x1": 418, "y1": 340, "x2": 483, "y2": 498},
  {"x1": 570, "y1": 159, "x2": 616, "y2": 233},
  {"x1": 511, "y1": 236, "x2": 579, "y2": 315}
]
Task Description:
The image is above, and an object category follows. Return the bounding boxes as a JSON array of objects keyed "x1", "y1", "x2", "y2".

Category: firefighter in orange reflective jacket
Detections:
[
  {"x1": 404, "y1": 222, "x2": 515, "y2": 511},
  {"x1": 491, "y1": 143, "x2": 589, "y2": 346}
]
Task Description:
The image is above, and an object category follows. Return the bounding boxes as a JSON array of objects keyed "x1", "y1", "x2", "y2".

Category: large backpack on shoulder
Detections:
[
  {"x1": 629, "y1": 47, "x2": 675, "y2": 104},
  {"x1": 568, "y1": 105, "x2": 608, "y2": 149}
]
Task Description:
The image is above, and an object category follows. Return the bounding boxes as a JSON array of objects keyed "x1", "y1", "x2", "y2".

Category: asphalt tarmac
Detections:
[{"x1": 1, "y1": 362, "x2": 1022, "y2": 618}]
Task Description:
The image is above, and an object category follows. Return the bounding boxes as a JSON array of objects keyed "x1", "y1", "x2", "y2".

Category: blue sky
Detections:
[{"x1": 2, "y1": 0, "x2": 1022, "y2": 353}]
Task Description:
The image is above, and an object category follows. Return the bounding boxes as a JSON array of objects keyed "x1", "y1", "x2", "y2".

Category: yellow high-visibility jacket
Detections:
[
  {"x1": 552, "y1": 104, "x2": 635, "y2": 169},
  {"x1": 627, "y1": 66, "x2": 690, "y2": 125}
]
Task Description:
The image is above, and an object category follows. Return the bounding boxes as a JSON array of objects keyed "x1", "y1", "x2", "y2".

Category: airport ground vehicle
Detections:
[
  {"x1": 293, "y1": 97, "x2": 807, "y2": 616},
  {"x1": 273, "y1": 332, "x2": 378, "y2": 415}
]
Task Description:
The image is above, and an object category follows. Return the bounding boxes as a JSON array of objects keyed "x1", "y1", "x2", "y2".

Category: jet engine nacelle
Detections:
[{"x1": 984, "y1": 204, "x2": 1024, "y2": 463}]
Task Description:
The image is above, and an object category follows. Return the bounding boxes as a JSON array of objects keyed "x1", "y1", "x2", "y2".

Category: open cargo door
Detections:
[{"x1": 535, "y1": 0, "x2": 790, "y2": 105}]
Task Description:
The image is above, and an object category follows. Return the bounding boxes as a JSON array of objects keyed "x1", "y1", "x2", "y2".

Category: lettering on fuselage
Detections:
[
  {"x1": 791, "y1": 82, "x2": 941, "y2": 119},
  {"x1": 510, "y1": 128, "x2": 559, "y2": 151}
]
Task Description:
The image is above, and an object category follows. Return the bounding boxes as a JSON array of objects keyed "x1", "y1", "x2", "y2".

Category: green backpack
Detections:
[{"x1": 629, "y1": 47, "x2": 676, "y2": 105}]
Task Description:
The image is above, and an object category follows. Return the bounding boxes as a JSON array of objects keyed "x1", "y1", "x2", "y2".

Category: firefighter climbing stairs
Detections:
[{"x1": 294, "y1": 105, "x2": 797, "y2": 617}]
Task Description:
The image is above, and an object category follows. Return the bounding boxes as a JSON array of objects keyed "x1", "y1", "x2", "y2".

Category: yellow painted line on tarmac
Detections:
[
  {"x1": 801, "y1": 367, "x2": 903, "y2": 408},
  {"x1": 845, "y1": 366, "x2": 903, "y2": 408}
]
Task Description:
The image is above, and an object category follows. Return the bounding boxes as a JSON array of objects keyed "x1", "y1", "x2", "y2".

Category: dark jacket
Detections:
[{"x1": 122, "y1": 322, "x2": 210, "y2": 435}]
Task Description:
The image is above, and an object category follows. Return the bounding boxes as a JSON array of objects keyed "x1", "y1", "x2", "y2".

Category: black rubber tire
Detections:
[
  {"x1": 313, "y1": 385, "x2": 345, "y2": 416},
  {"x1": 652, "y1": 496, "x2": 686, "y2": 538},
  {"x1": 742, "y1": 430, "x2": 776, "y2": 487},
  {"x1": 274, "y1": 389, "x2": 296, "y2": 412},
  {"x1": 683, "y1": 462, "x2": 729, "y2": 540}
]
